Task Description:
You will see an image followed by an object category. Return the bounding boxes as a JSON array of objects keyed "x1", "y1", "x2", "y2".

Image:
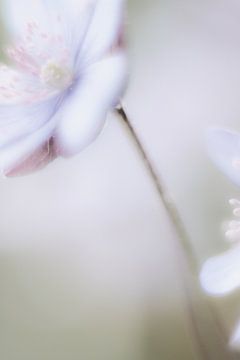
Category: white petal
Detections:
[
  {"x1": 42, "y1": 0, "x2": 93, "y2": 20},
  {"x1": 55, "y1": 51, "x2": 127, "y2": 156},
  {"x1": 230, "y1": 320, "x2": 240, "y2": 351},
  {"x1": 200, "y1": 244, "x2": 240, "y2": 296},
  {"x1": 0, "y1": 116, "x2": 57, "y2": 175},
  {"x1": 207, "y1": 128, "x2": 240, "y2": 186},
  {"x1": 79, "y1": 0, "x2": 125, "y2": 65},
  {"x1": 2, "y1": 0, "x2": 98, "y2": 75},
  {"x1": 2, "y1": 0, "x2": 50, "y2": 36},
  {"x1": 0, "y1": 95, "x2": 61, "y2": 148},
  {"x1": 42, "y1": 0, "x2": 96, "y2": 54}
]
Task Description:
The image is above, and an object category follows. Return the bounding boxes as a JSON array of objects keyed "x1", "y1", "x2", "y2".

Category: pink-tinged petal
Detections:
[
  {"x1": 55, "y1": 51, "x2": 127, "y2": 156},
  {"x1": 207, "y1": 128, "x2": 240, "y2": 186},
  {"x1": 3, "y1": 0, "x2": 95, "y2": 59},
  {"x1": 0, "y1": 95, "x2": 61, "y2": 148},
  {"x1": 79, "y1": 0, "x2": 126, "y2": 66},
  {"x1": 2, "y1": 1, "x2": 74, "y2": 73},
  {"x1": 0, "y1": 117, "x2": 57, "y2": 176},
  {"x1": 200, "y1": 244, "x2": 240, "y2": 296},
  {"x1": 0, "y1": 66, "x2": 39, "y2": 105},
  {"x1": 6, "y1": 138, "x2": 56, "y2": 177}
]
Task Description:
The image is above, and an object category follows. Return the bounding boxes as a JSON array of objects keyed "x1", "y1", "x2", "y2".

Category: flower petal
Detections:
[
  {"x1": 200, "y1": 244, "x2": 240, "y2": 296},
  {"x1": 79, "y1": 0, "x2": 125, "y2": 66},
  {"x1": 6, "y1": 138, "x2": 56, "y2": 177},
  {"x1": 42, "y1": 0, "x2": 93, "y2": 21},
  {"x1": 2, "y1": 0, "x2": 50, "y2": 36},
  {"x1": 207, "y1": 128, "x2": 240, "y2": 186},
  {"x1": 0, "y1": 116, "x2": 57, "y2": 175},
  {"x1": 0, "y1": 95, "x2": 61, "y2": 149},
  {"x1": 3, "y1": 0, "x2": 95, "y2": 57},
  {"x1": 42, "y1": 0, "x2": 96, "y2": 57},
  {"x1": 55, "y1": 50, "x2": 127, "y2": 156}
]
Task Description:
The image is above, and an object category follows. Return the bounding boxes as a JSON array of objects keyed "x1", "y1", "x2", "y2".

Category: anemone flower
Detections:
[
  {"x1": 0, "y1": 0, "x2": 127, "y2": 176},
  {"x1": 200, "y1": 128, "x2": 240, "y2": 349}
]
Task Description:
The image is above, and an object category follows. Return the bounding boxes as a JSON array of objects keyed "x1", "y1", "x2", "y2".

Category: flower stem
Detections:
[
  {"x1": 116, "y1": 104, "x2": 235, "y2": 360},
  {"x1": 116, "y1": 105, "x2": 197, "y2": 272}
]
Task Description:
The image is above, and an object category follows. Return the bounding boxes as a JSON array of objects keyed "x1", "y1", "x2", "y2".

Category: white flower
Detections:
[
  {"x1": 200, "y1": 198, "x2": 240, "y2": 349},
  {"x1": 0, "y1": 0, "x2": 127, "y2": 176},
  {"x1": 200, "y1": 199, "x2": 240, "y2": 295},
  {"x1": 201, "y1": 128, "x2": 240, "y2": 294},
  {"x1": 200, "y1": 127, "x2": 240, "y2": 349}
]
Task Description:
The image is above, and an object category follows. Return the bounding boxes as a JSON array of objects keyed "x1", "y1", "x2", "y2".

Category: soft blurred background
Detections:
[{"x1": 1, "y1": 0, "x2": 240, "y2": 359}]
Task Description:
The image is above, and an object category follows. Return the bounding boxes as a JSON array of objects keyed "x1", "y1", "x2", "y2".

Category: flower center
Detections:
[{"x1": 40, "y1": 60, "x2": 73, "y2": 90}]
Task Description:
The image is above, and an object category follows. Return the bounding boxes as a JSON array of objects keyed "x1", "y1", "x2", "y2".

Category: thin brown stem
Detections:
[{"x1": 116, "y1": 105, "x2": 197, "y2": 271}]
